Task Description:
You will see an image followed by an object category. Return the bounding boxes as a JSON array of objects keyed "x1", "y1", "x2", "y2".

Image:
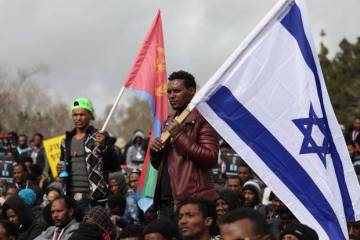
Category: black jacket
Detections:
[
  {"x1": 2, "y1": 196, "x2": 46, "y2": 240},
  {"x1": 60, "y1": 126, "x2": 119, "y2": 203}
]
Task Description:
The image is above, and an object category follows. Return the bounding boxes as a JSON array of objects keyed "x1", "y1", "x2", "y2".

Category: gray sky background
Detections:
[{"x1": 0, "y1": 0, "x2": 359, "y2": 115}]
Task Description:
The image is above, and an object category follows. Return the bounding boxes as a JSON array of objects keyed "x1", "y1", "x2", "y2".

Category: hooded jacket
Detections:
[
  {"x1": 2, "y1": 196, "x2": 46, "y2": 240},
  {"x1": 108, "y1": 171, "x2": 128, "y2": 196}
]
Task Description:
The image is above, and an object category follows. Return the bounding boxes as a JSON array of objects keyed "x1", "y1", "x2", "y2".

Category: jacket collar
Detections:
[{"x1": 65, "y1": 125, "x2": 96, "y2": 138}]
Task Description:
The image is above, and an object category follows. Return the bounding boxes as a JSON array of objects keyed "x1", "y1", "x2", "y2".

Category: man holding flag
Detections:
[{"x1": 150, "y1": 70, "x2": 219, "y2": 219}]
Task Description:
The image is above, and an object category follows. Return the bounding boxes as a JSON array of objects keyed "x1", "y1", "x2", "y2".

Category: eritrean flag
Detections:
[{"x1": 124, "y1": 10, "x2": 168, "y2": 198}]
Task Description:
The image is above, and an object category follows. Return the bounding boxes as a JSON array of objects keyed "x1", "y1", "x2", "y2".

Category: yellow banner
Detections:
[{"x1": 43, "y1": 135, "x2": 65, "y2": 177}]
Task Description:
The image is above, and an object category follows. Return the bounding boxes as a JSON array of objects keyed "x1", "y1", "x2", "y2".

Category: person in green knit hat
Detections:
[{"x1": 56, "y1": 97, "x2": 120, "y2": 210}]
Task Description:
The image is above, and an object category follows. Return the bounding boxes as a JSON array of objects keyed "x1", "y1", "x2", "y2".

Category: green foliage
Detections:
[{"x1": 319, "y1": 37, "x2": 360, "y2": 125}]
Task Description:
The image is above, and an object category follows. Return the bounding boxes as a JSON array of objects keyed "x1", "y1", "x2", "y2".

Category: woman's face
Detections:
[{"x1": 216, "y1": 198, "x2": 230, "y2": 218}]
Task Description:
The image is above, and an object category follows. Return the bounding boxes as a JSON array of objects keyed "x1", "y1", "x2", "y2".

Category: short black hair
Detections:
[
  {"x1": 168, "y1": 70, "x2": 196, "y2": 89},
  {"x1": 219, "y1": 208, "x2": 270, "y2": 236},
  {"x1": 0, "y1": 220, "x2": 18, "y2": 238},
  {"x1": 226, "y1": 175, "x2": 241, "y2": 182},
  {"x1": 13, "y1": 163, "x2": 27, "y2": 172},
  {"x1": 143, "y1": 218, "x2": 180, "y2": 239},
  {"x1": 52, "y1": 195, "x2": 76, "y2": 210},
  {"x1": 33, "y1": 133, "x2": 44, "y2": 140},
  {"x1": 178, "y1": 197, "x2": 217, "y2": 234},
  {"x1": 18, "y1": 134, "x2": 28, "y2": 141},
  {"x1": 238, "y1": 160, "x2": 252, "y2": 171}
]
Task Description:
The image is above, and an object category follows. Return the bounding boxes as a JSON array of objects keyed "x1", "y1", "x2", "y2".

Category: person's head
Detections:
[
  {"x1": 0, "y1": 220, "x2": 17, "y2": 240},
  {"x1": 269, "y1": 192, "x2": 284, "y2": 214},
  {"x1": 143, "y1": 218, "x2": 180, "y2": 240},
  {"x1": 129, "y1": 170, "x2": 141, "y2": 191},
  {"x1": 278, "y1": 206, "x2": 298, "y2": 230},
  {"x1": 353, "y1": 117, "x2": 360, "y2": 131},
  {"x1": 348, "y1": 221, "x2": 360, "y2": 240},
  {"x1": 32, "y1": 133, "x2": 44, "y2": 148},
  {"x1": 108, "y1": 171, "x2": 128, "y2": 196},
  {"x1": 46, "y1": 188, "x2": 62, "y2": 206},
  {"x1": 51, "y1": 196, "x2": 76, "y2": 228},
  {"x1": 281, "y1": 223, "x2": 319, "y2": 240},
  {"x1": 225, "y1": 175, "x2": 241, "y2": 192},
  {"x1": 23, "y1": 157, "x2": 33, "y2": 172},
  {"x1": 12, "y1": 163, "x2": 27, "y2": 184},
  {"x1": 71, "y1": 97, "x2": 94, "y2": 130},
  {"x1": 108, "y1": 194, "x2": 127, "y2": 216},
  {"x1": 132, "y1": 130, "x2": 145, "y2": 145},
  {"x1": 2, "y1": 196, "x2": 34, "y2": 229},
  {"x1": 68, "y1": 223, "x2": 109, "y2": 240},
  {"x1": 118, "y1": 224, "x2": 144, "y2": 240},
  {"x1": 219, "y1": 208, "x2": 271, "y2": 240},
  {"x1": 17, "y1": 134, "x2": 28, "y2": 148},
  {"x1": 18, "y1": 188, "x2": 36, "y2": 208},
  {"x1": 4, "y1": 185, "x2": 17, "y2": 200},
  {"x1": 167, "y1": 70, "x2": 196, "y2": 112},
  {"x1": 237, "y1": 161, "x2": 252, "y2": 185},
  {"x1": 242, "y1": 180, "x2": 262, "y2": 208},
  {"x1": 216, "y1": 189, "x2": 240, "y2": 220},
  {"x1": 83, "y1": 206, "x2": 115, "y2": 238},
  {"x1": 177, "y1": 197, "x2": 217, "y2": 239}
]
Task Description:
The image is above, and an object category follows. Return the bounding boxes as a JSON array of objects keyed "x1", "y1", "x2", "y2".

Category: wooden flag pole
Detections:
[
  {"x1": 101, "y1": 86, "x2": 126, "y2": 132},
  {"x1": 159, "y1": 106, "x2": 192, "y2": 143}
]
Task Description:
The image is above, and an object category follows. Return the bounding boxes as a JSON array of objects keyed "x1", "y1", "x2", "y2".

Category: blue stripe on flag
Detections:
[
  {"x1": 281, "y1": 3, "x2": 354, "y2": 221},
  {"x1": 207, "y1": 86, "x2": 345, "y2": 239}
]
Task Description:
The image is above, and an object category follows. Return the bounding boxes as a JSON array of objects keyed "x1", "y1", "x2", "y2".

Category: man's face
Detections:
[
  {"x1": 144, "y1": 233, "x2": 166, "y2": 240},
  {"x1": 281, "y1": 235, "x2": 299, "y2": 240},
  {"x1": 348, "y1": 221, "x2": 360, "y2": 240},
  {"x1": 167, "y1": 79, "x2": 195, "y2": 112},
  {"x1": 243, "y1": 189, "x2": 257, "y2": 208},
  {"x1": 226, "y1": 178, "x2": 241, "y2": 192},
  {"x1": 354, "y1": 119, "x2": 360, "y2": 131},
  {"x1": 109, "y1": 179, "x2": 119, "y2": 194},
  {"x1": 220, "y1": 219, "x2": 259, "y2": 240},
  {"x1": 13, "y1": 166, "x2": 26, "y2": 184},
  {"x1": 72, "y1": 108, "x2": 92, "y2": 130},
  {"x1": 216, "y1": 199, "x2": 230, "y2": 219},
  {"x1": 271, "y1": 197, "x2": 284, "y2": 214},
  {"x1": 178, "y1": 203, "x2": 211, "y2": 239},
  {"x1": 33, "y1": 135, "x2": 42, "y2": 148},
  {"x1": 47, "y1": 190, "x2": 60, "y2": 205},
  {"x1": 237, "y1": 166, "x2": 252, "y2": 184},
  {"x1": 5, "y1": 209, "x2": 19, "y2": 227},
  {"x1": 18, "y1": 136, "x2": 27, "y2": 147},
  {"x1": 51, "y1": 199, "x2": 74, "y2": 228},
  {"x1": 129, "y1": 173, "x2": 140, "y2": 191}
]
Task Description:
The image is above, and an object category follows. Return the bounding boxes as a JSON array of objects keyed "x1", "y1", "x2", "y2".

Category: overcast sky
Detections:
[{"x1": 0, "y1": 0, "x2": 359, "y2": 115}]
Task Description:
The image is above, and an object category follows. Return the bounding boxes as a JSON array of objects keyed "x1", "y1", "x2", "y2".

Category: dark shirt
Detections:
[{"x1": 160, "y1": 157, "x2": 172, "y2": 202}]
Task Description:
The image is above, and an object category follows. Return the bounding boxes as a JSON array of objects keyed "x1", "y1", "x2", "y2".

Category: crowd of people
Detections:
[{"x1": 0, "y1": 70, "x2": 359, "y2": 240}]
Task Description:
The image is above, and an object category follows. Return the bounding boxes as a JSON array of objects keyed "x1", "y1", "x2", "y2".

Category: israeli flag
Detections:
[{"x1": 189, "y1": 0, "x2": 360, "y2": 239}]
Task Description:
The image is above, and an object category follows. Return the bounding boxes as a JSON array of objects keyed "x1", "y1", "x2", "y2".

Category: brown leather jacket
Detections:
[{"x1": 151, "y1": 109, "x2": 219, "y2": 204}]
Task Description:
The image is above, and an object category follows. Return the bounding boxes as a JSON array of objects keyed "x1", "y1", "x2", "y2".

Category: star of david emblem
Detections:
[{"x1": 292, "y1": 104, "x2": 331, "y2": 167}]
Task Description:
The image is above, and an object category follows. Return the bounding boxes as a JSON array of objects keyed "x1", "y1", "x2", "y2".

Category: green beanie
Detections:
[{"x1": 71, "y1": 97, "x2": 95, "y2": 119}]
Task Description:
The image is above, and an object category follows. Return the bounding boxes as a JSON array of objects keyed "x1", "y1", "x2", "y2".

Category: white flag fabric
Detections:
[{"x1": 190, "y1": 0, "x2": 360, "y2": 239}]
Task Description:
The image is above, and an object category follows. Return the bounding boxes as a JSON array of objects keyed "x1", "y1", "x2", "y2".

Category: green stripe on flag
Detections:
[{"x1": 141, "y1": 164, "x2": 158, "y2": 198}]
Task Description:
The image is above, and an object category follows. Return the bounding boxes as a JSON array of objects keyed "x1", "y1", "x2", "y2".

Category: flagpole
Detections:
[
  {"x1": 101, "y1": 86, "x2": 126, "y2": 132},
  {"x1": 160, "y1": 0, "x2": 293, "y2": 143},
  {"x1": 189, "y1": 0, "x2": 293, "y2": 109}
]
